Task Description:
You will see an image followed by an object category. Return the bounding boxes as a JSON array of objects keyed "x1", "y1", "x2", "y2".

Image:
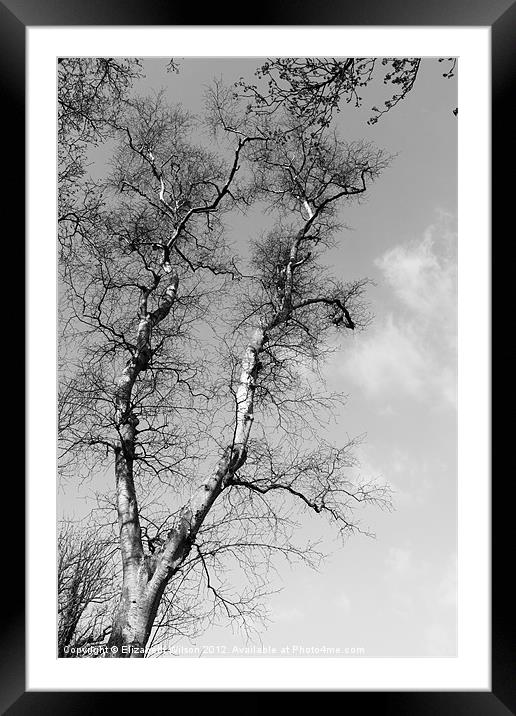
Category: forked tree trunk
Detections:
[
  {"x1": 105, "y1": 446, "x2": 244, "y2": 657},
  {"x1": 106, "y1": 559, "x2": 164, "y2": 658},
  {"x1": 106, "y1": 218, "x2": 309, "y2": 656},
  {"x1": 105, "y1": 446, "x2": 160, "y2": 658},
  {"x1": 106, "y1": 324, "x2": 265, "y2": 657}
]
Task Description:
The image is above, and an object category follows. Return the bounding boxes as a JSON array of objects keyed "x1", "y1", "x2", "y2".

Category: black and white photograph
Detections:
[
  {"x1": 57, "y1": 55, "x2": 459, "y2": 660},
  {"x1": 0, "y1": 0, "x2": 504, "y2": 705}
]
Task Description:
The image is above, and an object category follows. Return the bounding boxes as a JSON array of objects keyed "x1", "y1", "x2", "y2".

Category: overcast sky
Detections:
[{"x1": 60, "y1": 57, "x2": 457, "y2": 658}]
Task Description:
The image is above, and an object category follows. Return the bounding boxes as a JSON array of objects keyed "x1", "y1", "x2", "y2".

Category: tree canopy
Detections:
[{"x1": 57, "y1": 55, "x2": 454, "y2": 656}]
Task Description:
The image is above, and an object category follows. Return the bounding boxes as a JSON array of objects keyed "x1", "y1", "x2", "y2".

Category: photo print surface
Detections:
[{"x1": 58, "y1": 57, "x2": 457, "y2": 659}]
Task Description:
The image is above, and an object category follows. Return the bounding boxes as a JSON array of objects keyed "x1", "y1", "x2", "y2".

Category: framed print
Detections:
[{"x1": 2, "y1": 0, "x2": 512, "y2": 710}]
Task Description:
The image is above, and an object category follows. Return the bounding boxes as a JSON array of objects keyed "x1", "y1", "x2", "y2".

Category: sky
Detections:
[{"x1": 61, "y1": 57, "x2": 457, "y2": 658}]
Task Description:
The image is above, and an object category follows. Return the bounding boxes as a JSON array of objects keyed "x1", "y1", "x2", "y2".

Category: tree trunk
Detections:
[
  {"x1": 106, "y1": 437, "x2": 154, "y2": 657},
  {"x1": 105, "y1": 297, "x2": 267, "y2": 657},
  {"x1": 106, "y1": 565, "x2": 162, "y2": 658},
  {"x1": 106, "y1": 276, "x2": 180, "y2": 657},
  {"x1": 104, "y1": 242, "x2": 309, "y2": 656}
]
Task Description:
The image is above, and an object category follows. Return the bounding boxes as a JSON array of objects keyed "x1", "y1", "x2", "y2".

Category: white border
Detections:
[{"x1": 27, "y1": 27, "x2": 490, "y2": 691}]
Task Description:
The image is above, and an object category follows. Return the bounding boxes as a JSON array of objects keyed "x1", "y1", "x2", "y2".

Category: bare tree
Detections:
[
  {"x1": 59, "y1": 61, "x2": 393, "y2": 658},
  {"x1": 237, "y1": 57, "x2": 457, "y2": 128},
  {"x1": 58, "y1": 522, "x2": 118, "y2": 656},
  {"x1": 58, "y1": 57, "x2": 144, "y2": 259},
  {"x1": 58, "y1": 57, "x2": 143, "y2": 178}
]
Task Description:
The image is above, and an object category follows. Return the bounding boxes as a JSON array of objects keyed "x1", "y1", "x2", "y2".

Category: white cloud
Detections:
[
  {"x1": 338, "y1": 217, "x2": 457, "y2": 409},
  {"x1": 272, "y1": 606, "x2": 304, "y2": 623},
  {"x1": 423, "y1": 622, "x2": 456, "y2": 656},
  {"x1": 436, "y1": 554, "x2": 457, "y2": 608},
  {"x1": 382, "y1": 549, "x2": 457, "y2": 654},
  {"x1": 343, "y1": 315, "x2": 427, "y2": 400},
  {"x1": 376, "y1": 224, "x2": 457, "y2": 331},
  {"x1": 385, "y1": 546, "x2": 412, "y2": 575},
  {"x1": 334, "y1": 592, "x2": 351, "y2": 611}
]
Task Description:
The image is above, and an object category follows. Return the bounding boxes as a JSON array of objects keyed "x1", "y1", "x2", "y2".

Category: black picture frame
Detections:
[{"x1": 5, "y1": 0, "x2": 513, "y2": 710}]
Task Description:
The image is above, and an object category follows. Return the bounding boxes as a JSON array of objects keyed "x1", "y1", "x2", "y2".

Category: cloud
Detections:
[
  {"x1": 383, "y1": 549, "x2": 457, "y2": 655},
  {"x1": 423, "y1": 622, "x2": 456, "y2": 656},
  {"x1": 436, "y1": 554, "x2": 457, "y2": 608},
  {"x1": 385, "y1": 546, "x2": 413, "y2": 575},
  {"x1": 272, "y1": 606, "x2": 304, "y2": 623},
  {"x1": 343, "y1": 315, "x2": 427, "y2": 400},
  {"x1": 376, "y1": 224, "x2": 457, "y2": 331},
  {"x1": 338, "y1": 217, "x2": 457, "y2": 409},
  {"x1": 334, "y1": 592, "x2": 351, "y2": 611}
]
